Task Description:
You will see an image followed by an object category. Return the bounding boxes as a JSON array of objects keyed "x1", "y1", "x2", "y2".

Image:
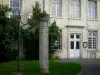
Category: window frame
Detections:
[
  {"x1": 9, "y1": 0, "x2": 22, "y2": 14},
  {"x1": 51, "y1": 0, "x2": 62, "y2": 17},
  {"x1": 69, "y1": 0, "x2": 81, "y2": 19},
  {"x1": 88, "y1": 0, "x2": 97, "y2": 20},
  {"x1": 88, "y1": 31, "x2": 98, "y2": 50}
]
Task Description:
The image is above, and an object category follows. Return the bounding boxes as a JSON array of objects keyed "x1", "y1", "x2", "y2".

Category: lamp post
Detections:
[{"x1": 6, "y1": 10, "x2": 32, "y2": 75}]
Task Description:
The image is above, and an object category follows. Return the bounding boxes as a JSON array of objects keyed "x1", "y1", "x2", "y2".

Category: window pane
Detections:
[
  {"x1": 88, "y1": 32, "x2": 92, "y2": 36},
  {"x1": 52, "y1": 1, "x2": 56, "y2": 16},
  {"x1": 12, "y1": 7, "x2": 19, "y2": 14},
  {"x1": 71, "y1": 35, "x2": 74, "y2": 38},
  {"x1": 60, "y1": 30, "x2": 62, "y2": 49},
  {"x1": 57, "y1": 2, "x2": 62, "y2": 17},
  {"x1": 13, "y1": 0, "x2": 19, "y2": 1},
  {"x1": 88, "y1": 37, "x2": 92, "y2": 49},
  {"x1": 71, "y1": 41, "x2": 74, "y2": 49},
  {"x1": 93, "y1": 38, "x2": 96, "y2": 49},
  {"x1": 10, "y1": 1, "x2": 13, "y2": 7},
  {"x1": 13, "y1": 1, "x2": 19, "y2": 7},
  {"x1": 76, "y1": 41, "x2": 80, "y2": 49},
  {"x1": 93, "y1": 32, "x2": 96, "y2": 36},
  {"x1": 76, "y1": 35, "x2": 80, "y2": 39}
]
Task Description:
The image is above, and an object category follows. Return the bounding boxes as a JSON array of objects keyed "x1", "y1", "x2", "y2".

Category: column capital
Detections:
[{"x1": 40, "y1": 14, "x2": 50, "y2": 22}]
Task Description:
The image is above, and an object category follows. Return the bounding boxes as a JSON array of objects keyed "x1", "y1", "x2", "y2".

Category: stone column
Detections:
[{"x1": 39, "y1": 14, "x2": 49, "y2": 73}]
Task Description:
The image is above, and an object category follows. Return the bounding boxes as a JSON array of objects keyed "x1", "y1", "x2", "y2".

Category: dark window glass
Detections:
[
  {"x1": 71, "y1": 41, "x2": 74, "y2": 49},
  {"x1": 76, "y1": 35, "x2": 80, "y2": 39},
  {"x1": 13, "y1": 0, "x2": 19, "y2": 1},
  {"x1": 12, "y1": 7, "x2": 19, "y2": 14},
  {"x1": 10, "y1": 1, "x2": 13, "y2": 7},
  {"x1": 60, "y1": 30, "x2": 62, "y2": 49},
  {"x1": 13, "y1": 1, "x2": 19, "y2": 7},
  {"x1": 76, "y1": 41, "x2": 80, "y2": 49},
  {"x1": 10, "y1": 0, "x2": 22, "y2": 14},
  {"x1": 71, "y1": 35, "x2": 74, "y2": 38}
]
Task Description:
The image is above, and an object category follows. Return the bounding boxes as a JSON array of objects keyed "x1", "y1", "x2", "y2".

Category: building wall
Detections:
[
  {"x1": 2, "y1": 0, "x2": 100, "y2": 58},
  {"x1": 48, "y1": 0, "x2": 100, "y2": 59},
  {"x1": 0, "y1": 0, "x2": 8, "y2": 5}
]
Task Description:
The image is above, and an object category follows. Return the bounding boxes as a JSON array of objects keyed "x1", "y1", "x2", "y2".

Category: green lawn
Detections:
[{"x1": 0, "y1": 60, "x2": 82, "y2": 75}]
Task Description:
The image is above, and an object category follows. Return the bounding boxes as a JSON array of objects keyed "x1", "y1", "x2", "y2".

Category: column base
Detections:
[
  {"x1": 12, "y1": 72, "x2": 23, "y2": 75},
  {"x1": 40, "y1": 68, "x2": 49, "y2": 73}
]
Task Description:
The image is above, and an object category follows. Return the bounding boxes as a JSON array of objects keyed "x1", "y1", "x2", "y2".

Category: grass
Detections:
[{"x1": 0, "y1": 60, "x2": 82, "y2": 75}]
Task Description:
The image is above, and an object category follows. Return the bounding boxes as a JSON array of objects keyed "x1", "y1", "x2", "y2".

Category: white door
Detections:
[{"x1": 69, "y1": 34, "x2": 81, "y2": 58}]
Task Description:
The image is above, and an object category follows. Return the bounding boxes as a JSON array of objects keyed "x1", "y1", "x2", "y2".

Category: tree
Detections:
[
  {"x1": 49, "y1": 20, "x2": 60, "y2": 58},
  {"x1": 23, "y1": 2, "x2": 41, "y2": 60},
  {"x1": 23, "y1": 2, "x2": 60, "y2": 60},
  {"x1": 0, "y1": 4, "x2": 18, "y2": 62}
]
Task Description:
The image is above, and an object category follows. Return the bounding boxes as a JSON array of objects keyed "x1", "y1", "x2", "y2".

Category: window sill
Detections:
[
  {"x1": 50, "y1": 16, "x2": 64, "y2": 19},
  {"x1": 57, "y1": 49, "x2": 62, "y2": 52},
  {"x1": 88, "y1": 49, "x2": 98, "y2": 52},
  {"x1": 88, "y1": 19, "x2": 98, "y2": 21},
  {"x1": 68, "y1": 18, "x2": 82, "y2": 20}
]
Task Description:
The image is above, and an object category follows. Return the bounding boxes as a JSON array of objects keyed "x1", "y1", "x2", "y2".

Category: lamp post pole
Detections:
[{"x1": 17, "y1": 10, "x2": 21, "y2": 73}]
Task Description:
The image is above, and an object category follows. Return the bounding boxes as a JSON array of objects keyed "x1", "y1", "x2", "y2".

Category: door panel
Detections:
[
  {"x1": 69, "y1": 34, "x2": 81, "y2": 58},
  {"x1": 70, "y1": 41, "x2": 74, "y2": 49},
  {"x1": 76, "y1": 41, "x2": 80, "y2": 49}
]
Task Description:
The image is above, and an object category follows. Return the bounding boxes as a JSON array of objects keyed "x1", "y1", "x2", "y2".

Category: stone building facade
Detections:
[{"x1": 1, "y1": 0, "x2": 100, "y2": 58}]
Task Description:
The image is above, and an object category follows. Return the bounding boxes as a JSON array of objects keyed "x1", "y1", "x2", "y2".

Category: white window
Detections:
[
  {"x1": 52, "y1": 0, "x2": 62, "y2": 17},
  {"x1": 53, "y1": 30, "x2": 62, "y2": 50},
  {"x1": 88, "y1": 31, "x2": 97, "y2": 50},
  {"x1": 10, "y1": 0, "x2": 22, "y2": 14},
  {"x1": 70, "y1": 0, "x2": 81, "y2": 18},
  {"x1": 88, "y1": 0, "x2": 97, "y2": 19}
]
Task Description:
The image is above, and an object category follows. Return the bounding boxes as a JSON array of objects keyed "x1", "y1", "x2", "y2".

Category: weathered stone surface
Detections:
[{"x1": 39, "y1": 14, "x2": 49, "y2": 73}]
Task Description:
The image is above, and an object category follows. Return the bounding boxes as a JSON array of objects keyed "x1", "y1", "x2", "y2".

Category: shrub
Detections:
[
  {"x1": 51, "y1": 56, "x2": 61, "y2": 60},
  {"x1": 6, "y1": 49, "x2": 17, "y2": 61},
  {"x1": 23, "y1": 39, "x2": 39, "y2": 60},
  {"x1": 49, "y1": 21, "x2": 60, "y2": 59}
]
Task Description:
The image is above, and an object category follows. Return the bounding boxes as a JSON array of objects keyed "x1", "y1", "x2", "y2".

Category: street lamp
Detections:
[
  {"x1": 5, "y1": 11, "x2": 13, "y2": 18},
  {"x1": 6, "y1": 10, "x2": 32, "y2": 74}
]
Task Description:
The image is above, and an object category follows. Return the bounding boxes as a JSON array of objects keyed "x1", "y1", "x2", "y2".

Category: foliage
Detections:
[
  {"x1": 51, "y1": 56, "x2": 61, "y2": 60},
  {"x1": 49, "y1": 21, "x2": 60, "y2": 58},
  {"x1": 6, "y1": 49, "x2": 17, "y2": 60},
  {"x1": 23, "y1": 2, "x2": 60, "y2": 60},
  {"x1": 0, "y1": 5, "x2": 19, "y2": 62},
  {"x1": 0, "y1": 5, "x2": 11, "y2": 50},
  {"x1": 23, "y1": 2, "x2": 41, "y2": 60},
  {"x1": 0, "y1": 61, "x2": 82, "y2": 75},
  {"x1": 0, "y1": 3, "x2": 60, "y2": 61}
]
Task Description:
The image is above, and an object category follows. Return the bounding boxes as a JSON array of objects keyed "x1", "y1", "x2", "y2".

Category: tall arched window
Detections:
[
  {"x1": 52, "y1": 0, "x2": 62, "y2": 17},
  {"x1": 70, "y1": 0, "x2": 81, "y2": 18},
  {"x1": 88, "y1": 0, "x2": 97, "y2": 19}
]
